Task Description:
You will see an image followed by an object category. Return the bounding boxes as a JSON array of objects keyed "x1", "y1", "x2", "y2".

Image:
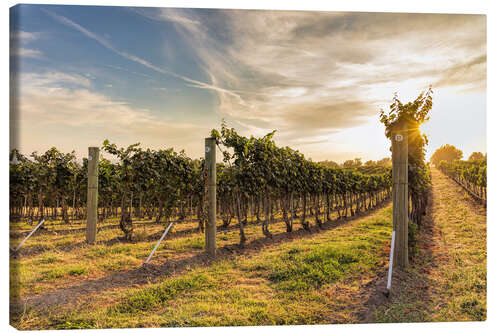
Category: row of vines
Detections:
[
  {"x1": 438, "y1": 159, "x2": 487, "y2": 204},
  {"x1": 10, "y1": 123, "x2": 392, "y2": 245}
]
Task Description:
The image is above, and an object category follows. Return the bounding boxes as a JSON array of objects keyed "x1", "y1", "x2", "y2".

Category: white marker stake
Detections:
[
  {"x1": 387, "y1": 230, "x2": 396, "y2": 290},
  {"x1": 14, "y1": 219, "x2": 46, "y2": 252},
  {"x1": 144, "y1": 221, "x2": 174, "y2": 264}
]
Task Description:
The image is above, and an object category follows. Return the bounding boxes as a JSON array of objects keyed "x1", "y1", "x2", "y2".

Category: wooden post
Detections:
[
  {"x1": 205, "y1": 138, "x2": 216, "y2": 257},
  {"x1": 86, "y1": 147, "x2": 99, "y2": 244},
  {"x1": 391, "y1": 120, "x2": 409, "y2": 269}
]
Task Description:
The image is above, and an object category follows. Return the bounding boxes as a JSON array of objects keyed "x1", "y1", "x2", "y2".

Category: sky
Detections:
[{"x1": 9, "y1": 5, "x2": 486, "y2": 163}]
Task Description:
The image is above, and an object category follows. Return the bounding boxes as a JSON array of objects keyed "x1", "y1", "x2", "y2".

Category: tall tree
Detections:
[
  {"x1": 342, "y1": 158, "x2": 362, "y2": 168},
  {"x1": 430, "y1": 144, "x2": 463, "y2": 166},
  {"x1": 468, "y1": 152, "x2": 485, "y2": 161},
  {"x1": 376, "y1": 157, "x2": 391, "y2": 167}
]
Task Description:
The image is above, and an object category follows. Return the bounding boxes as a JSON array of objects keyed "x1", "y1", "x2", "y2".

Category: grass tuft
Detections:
[{"x1": 111, "y1": 273, "x2": 216, "y2": 314}]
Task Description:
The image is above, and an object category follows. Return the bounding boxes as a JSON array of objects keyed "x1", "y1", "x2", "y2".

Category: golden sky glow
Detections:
[{"x1": 11, "y1": 7, "x2": 486, "y2": 162}]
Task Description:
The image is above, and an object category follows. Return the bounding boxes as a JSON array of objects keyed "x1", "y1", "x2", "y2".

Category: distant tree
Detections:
[
  {"x1": 343, "y1": 158, "x2": 362, "y2": 168},
  {"x1": 430, "y1": 144, "x2": 463, "y2": 166},
  {"x1": 318, "y1": 160, "x2": 340, "y2": 168},
  {"x1": 364, "y1": 160, "x2": 376, "y2": 167},
  {"x1": 468, "y1": 152, "x2": 485, "y2": 161},
  {"x1": 376, "y1": 157, "x2": 391, "y2": 167}
]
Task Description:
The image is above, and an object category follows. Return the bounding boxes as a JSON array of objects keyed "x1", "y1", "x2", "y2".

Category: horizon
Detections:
[{"x1": 9, "y1": 5, "x2": 486, "y2": 164}]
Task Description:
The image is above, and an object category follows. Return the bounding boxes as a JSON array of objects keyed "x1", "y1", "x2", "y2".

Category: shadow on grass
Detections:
[
  {"x1": 10, "y1": 219, "x2": 197, "y2": 239},
  {"x1": 11, "y1": 199, "x2": 391, "y2": 316},
  {"x1": 356, "y1": 178, "x2": 444, "y2": 323},
  {"x1": 12, "y1": 210, "x2": 361, "y2": 258}
]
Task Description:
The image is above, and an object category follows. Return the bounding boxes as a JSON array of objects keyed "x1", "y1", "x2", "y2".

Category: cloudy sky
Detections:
[{"x1": 10, "y1": 4, "x2": 486, "y2": 162}]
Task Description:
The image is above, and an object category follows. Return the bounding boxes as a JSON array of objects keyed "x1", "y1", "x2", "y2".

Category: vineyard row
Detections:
[
  {"x1": 10, "y1": 132, "x2": 393, "y2": 245},
  {"x1": 438, "y1": 159, "x2": 487, "y2": 206}
]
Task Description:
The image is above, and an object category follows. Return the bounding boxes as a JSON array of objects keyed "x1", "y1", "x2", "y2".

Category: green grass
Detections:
[
  {"x1": 111, "y1": 273, "x2": 217, "y2": 314},
  {"x1": 10, "y1": 170, "x2": 487, "y2": 329},
  {"x1": 373, "y1": 168, "x2": 486, "y2": 323},
  {"x1": 12, "y1": 209, "x2": 369, "y2": 300},
  {"x1": 11, "y1": 206, "x2": 393, "y2": 329},
  {"x1": 39, "y1": 265, "x2": 89, "y2": 281}
]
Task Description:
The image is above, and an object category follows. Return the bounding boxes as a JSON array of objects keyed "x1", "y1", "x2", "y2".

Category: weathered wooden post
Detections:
[
  {"x1": 86, "y1": 147, "x2": 99, "y2": 244},
  {"x1": 391, "y1": 119, "x2": 409, "y2": 269},
  {"x1": 205, "y1": 138, "x2": 216, "y2": 257}
]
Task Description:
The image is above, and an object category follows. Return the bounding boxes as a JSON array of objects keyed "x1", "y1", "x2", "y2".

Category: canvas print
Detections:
[{"x1": 9, "y1": 4, "x2": 486, "y2": 329}]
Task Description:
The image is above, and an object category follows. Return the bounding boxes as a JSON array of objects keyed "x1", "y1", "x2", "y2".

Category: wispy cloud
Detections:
[
  {"x1": 159, "y1": 9, "x2": 201, "y2": 27},
  {"x1": 10, "y1": 30, "x2": 44, "y2": 59},
  {"x1": 11, "y1": 48, "x2": 43, "y2": 59},
  {"x1": 10, "y1": 30, "x2": 41, "y2": 41},
  {"x1": 18, "y1": 8, "x2": 485, "y2": 162},
  {"x1": 12, "y1": 71, "x2": 207, "y2": 157},
  {"x1": 140, "y1": 9, "x2": 485, "y2": 146},
  {"x1": 43, "y1": 9, "x2": 245, "y2": 103},
  {"x1": 15, "y1": 71, "x2": 92, "y2": 88},
  {"x1": 153, "y1": 87, "x2": 180, "y2": 92},
  {"x1": 104, "y1": 64, "x2": 155, "y2": 79}
]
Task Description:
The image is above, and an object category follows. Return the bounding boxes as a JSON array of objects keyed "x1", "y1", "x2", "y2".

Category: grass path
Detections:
[
  {"x1": 370, "y1": 167, "x2": 486, "y2": 322},
  {"x1": 11, "y1": 203, "x2": 394, "y2": 329},
  {"x1": 9, "y1": 201, "x2": 388, "y2": 301}
]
